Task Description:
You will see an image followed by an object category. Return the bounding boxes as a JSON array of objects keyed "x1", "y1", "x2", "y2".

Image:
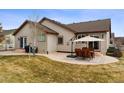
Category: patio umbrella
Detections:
[
  {"x1": 73, "y1": 36, "x2": 104, "y2": 42},
  {"x1": 73, "y1": 36, "x2": 104, "y2": 48}
]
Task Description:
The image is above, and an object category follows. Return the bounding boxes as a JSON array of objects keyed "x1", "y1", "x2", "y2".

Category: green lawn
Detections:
[{"x1": 0, "y1": 53, "x2": 124, "y2": 83}]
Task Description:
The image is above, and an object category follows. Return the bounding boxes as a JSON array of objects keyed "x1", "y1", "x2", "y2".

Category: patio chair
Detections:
[
  {"x1": 83, "y1": 48, "x2": 92, "y2": 59},
  {"x1": 89, "y1": 48, "x2": 95, "y2": 58},
  {"x1": 82, "y1": 48, "x2": 86, "y2": 58},
  {"x1": 75, "y1": 48, "x2": 82, "y2": 57}
]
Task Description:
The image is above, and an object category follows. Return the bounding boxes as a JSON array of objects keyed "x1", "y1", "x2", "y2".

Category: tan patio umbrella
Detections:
[
  {"x1": 73, "y1": 36, "x2": 104, "y2": 42},
  {"x1": 73, "y1": 36, "x2": 104, "y2": 48}
]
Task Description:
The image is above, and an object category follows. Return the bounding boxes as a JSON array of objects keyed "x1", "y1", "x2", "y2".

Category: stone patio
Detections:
[{"x1": 42, "y1": 52, "x2": 119, "y2": 65}]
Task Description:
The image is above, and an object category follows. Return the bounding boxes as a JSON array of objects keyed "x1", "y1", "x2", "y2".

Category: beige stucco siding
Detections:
[
  {"x1": 15, "y1": 23, "x2": 47, "y2": 53},
  {"x1": 100, "y1": 32, "x2": 110, "y2": 54},
  {"x1": 15, "y1": 23, "x2": 33, "y2": 49},
  {"x1": 41, "y1": 20, "x2": 75, "y2": 52},
  {"x1": 36, "y1": 29, "x2": 47, "y2": 53},
  {"x1": 106, "y1": 32, "x2": 110, "y2": 49}
]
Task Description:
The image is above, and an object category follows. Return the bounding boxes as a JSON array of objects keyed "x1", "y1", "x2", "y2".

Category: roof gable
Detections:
[
  {"x1": 39, "y1": 17, "x2": 76, "y2": 33},
  {"x1": 13, "y1": 20, "x2": 58, "y2": 35}
]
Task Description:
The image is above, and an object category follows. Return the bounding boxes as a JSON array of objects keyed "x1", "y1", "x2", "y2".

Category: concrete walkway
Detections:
[
  {"x1": 0, "y1": 51, "x2": 28, "y2": 55},
  {"x1": 0, "y1": 51, "x2": 119, "y2": 65}
]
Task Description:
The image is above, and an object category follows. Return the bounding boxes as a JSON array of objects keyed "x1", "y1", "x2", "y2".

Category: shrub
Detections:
[
  {"x1": 106, "y1": 47, "x2": 122, "y2": 57},
  {"x1": 113, "y1": 49, "x2": 122, "y2": 57}
]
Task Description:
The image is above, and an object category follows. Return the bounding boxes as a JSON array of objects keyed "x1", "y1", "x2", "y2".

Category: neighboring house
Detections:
[
  {"x1": 115, "y1": 37, "x2": 124, "y2": 51},
  {"x1": 13, "y1": 17, "x2": 112, "y2": 54},
  {"x1": 0, "y1": 29, "x2": 16, "y2": 50}
]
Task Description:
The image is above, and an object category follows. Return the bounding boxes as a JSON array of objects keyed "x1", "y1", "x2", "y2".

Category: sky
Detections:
[{"x1": 0, "y1": 9, "x2": 124, "y2": 37}]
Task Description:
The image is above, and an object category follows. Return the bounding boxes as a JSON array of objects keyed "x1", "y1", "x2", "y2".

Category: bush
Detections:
[
  {"x1": 113, "y1": 49, "x2": 122, "y2": 57},
  {"x1": 106, "y1": 47, "x2": 122, "y2": 57}
]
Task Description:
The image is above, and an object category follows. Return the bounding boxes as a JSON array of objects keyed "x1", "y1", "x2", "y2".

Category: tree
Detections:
[{"x1": 28, "y1": 10, "x2": 40, "y2": 56}]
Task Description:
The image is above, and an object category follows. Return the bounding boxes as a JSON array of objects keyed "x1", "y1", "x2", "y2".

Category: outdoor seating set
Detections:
[{"x1": 75, "y1": 47, "x2": 95, "y2": 59}]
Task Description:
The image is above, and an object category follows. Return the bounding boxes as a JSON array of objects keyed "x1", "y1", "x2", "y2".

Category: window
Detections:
[
  {"x1": 39, "y1": 33, "x2": 45, "y2": 42},
  {"x1": 89, "y1": 41, "x2": 99, "y2": 49},
  {"x1": 102, "y1": 34, "x2": 104, "y2": 38},
  {"x1": 24, "y1": 37, "x2": 27, "y2": 46},
  {"x1": 88, "y1": 36, "x2": 99, "y2": 50},
  {"x1": 58, "y1": 36, "x2": 63, "y2": 44},
  {"x1": 78, "y1": 35, "x2": 81, "y2": 39},
  {"x1": 94, "y1": 41, "x2": 99, "y2": 49}
]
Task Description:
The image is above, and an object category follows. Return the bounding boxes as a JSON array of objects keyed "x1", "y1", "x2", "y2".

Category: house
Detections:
[
  {"x1": 0, "y1": 28, "x2": 16, "y2": 50},
  {"x1": 13, "y1": 17, "x2": 111, "y2": 54},
  {"x1": 114, "y1": 37, "x2": 124, "y2": 51}
]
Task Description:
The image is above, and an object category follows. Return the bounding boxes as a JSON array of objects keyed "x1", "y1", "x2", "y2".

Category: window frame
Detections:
[
  {"x1": 38, "y1": 33, "x2": 46, "y2": 42},
  {"x1": 58, "y1": 36, "x2": 63, "y2": 45}
]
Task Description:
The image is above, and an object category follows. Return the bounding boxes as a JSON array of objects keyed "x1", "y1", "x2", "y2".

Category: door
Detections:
[{"x1": 20, "y1": 37, "x2": 27, "y2": 48}]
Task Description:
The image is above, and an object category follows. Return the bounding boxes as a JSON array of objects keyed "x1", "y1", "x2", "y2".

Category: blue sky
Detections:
[{"x1": 0, "y1": 9, "x2": 124, "y2": 37}]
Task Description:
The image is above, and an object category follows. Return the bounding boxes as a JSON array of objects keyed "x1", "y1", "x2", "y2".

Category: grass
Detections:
[{"x1": 0, "y1": 53, "x2": 124, "y2": 82}]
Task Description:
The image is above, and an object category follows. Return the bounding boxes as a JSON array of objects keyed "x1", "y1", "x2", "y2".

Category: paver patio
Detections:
[{"x1": 42, "y1": 52, "x2": 119, "y2": 65}]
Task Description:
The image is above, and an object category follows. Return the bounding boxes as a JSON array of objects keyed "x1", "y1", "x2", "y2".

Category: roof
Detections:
[
  {"x1": 115, "y1": 37, "x2": 124, "y2": 41},
  {"x1": 13, "y1": 20, "x2": 58, "y2": 35},
  {"x1": 39, "y1": 17, "x2": 111, "y2": 34},
  {"x1": 115, "y1": 37, "x2": 124, "y2": 45},
  {"x1": 14, "y1": 18, "x2": 111, "y2": 36},
  {"x1": 0, "y1": 29, "x2": 16, "y2": 36},
  {"x1": 39, "y1": 17, "x2": 76, "y2": 33},
  {"x1": 36, "y1": 24, "x2": 59, "y2": 34},
  {"x1": 67, "y1": 19, "x2": 111, "y2": 33}
]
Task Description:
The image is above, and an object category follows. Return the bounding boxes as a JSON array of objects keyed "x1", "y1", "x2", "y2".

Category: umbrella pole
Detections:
[
  {"x1": 87, "y1": 41, "x2": 88, "y2": 48},
  {"x1": 71, "y1": 41, "x2": 73, "y2": 56},
  {"x1": 93, "y1": 41, "x2": 94, "y2": 49},
  {"x1": 67, "y1": 41, "x2": 76, "y2": 58}
]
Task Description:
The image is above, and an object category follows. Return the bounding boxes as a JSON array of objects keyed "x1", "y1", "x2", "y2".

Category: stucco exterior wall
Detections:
[
  {"x1": 15, "y1": 23, "x2": 47, "y2": 53},
  {"x1": 101, "y1": 32, "x2": 110, "y2": 54},
  {"x1": 41, "y1": 20, "x2": 75, "y2": 52},
  {"x1": 106, "y1": 32, "x2": 110, "y2": 49},
  {"x1": 15, "y1": 23, "x2": 33, "y2": 49}
]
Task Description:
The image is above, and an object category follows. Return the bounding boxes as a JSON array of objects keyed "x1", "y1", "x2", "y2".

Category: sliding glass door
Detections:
[{"x1": 20, "y1": 37, "x2": 27, "y2": 48}]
